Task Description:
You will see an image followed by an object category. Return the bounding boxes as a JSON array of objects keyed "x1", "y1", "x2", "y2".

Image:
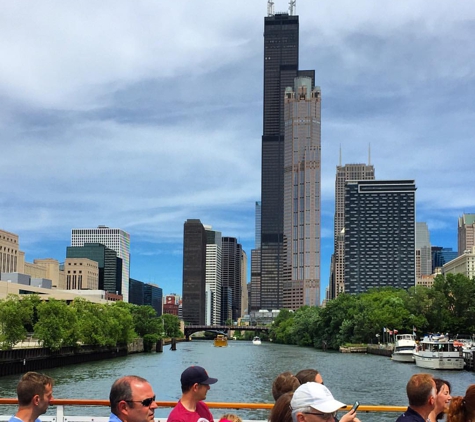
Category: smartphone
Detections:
[{"x1": 351, "y1": 401, "x2": 360, "y2": 412}]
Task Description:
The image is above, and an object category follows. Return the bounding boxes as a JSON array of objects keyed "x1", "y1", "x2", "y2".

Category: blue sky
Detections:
[{"x1": 1, "y1": 1, "x2": 474, "y2": 302}]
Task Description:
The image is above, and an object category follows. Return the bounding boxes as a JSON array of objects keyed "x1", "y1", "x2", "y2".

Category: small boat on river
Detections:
[
  {"x1": 252, "y1": 336, "x2": 261, "y2": 345},
  {"x1": 413, "y1": 334, "x2": 464, "y2": 370},
  {"x1": 213, "y1": 334, "x2": 228, "y2": 347},
  {"x1": 391, "y1": 334, "x2": 416, "y2": 363}
]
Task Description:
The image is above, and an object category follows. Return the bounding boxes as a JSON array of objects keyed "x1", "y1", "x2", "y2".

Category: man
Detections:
[
  {"x1": 396, "y1": 373, "x2": 436, "y2": 422},
  {"x1": 109, "y1": 375, "x2": 158, "y2": 422},
  {"x1": 290, "y1": 382, "x2": 359, "y2": 422},
  {"x1": 167, "y1": 365, "x2": 218, "y2": 422},
  {"x1": 9, "y1": 372, "x2": 54, "y2": 422},
  {"x1": 295, "y1": 369, "x2": 324, "y2": 385}
]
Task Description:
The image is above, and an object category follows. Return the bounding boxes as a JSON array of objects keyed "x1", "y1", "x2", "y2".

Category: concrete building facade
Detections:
[
  {"x1": 443, "y1": 246, "x2": 475, "y2": 279},
  {"x1": 458, "y1": 214, "x2": 475, "y2": 256},
  {"x1": 0, "y1": 229, "x2": 19, "y2": 273},
  {"x1": 344, "y1": 180, "x2": 417, "y2": 294},
  {"x1": 71, "y1": 226, "x2": 130, "y2": 301},
  {"x1": 282, "y1": 77, "x2": 321, "y2": 310},
  {"x1": 64, "y1": 258, "x2": 99, "y2": 290}
]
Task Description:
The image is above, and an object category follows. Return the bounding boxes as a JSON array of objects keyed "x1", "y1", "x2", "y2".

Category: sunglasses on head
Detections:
[{"x1": 126, "y1": 396, "x2": 156, "y2": 407}]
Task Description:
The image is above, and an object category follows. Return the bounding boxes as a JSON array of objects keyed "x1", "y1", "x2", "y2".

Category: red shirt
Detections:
[{"x1": 167, "y1": 401, "x2": 214, "y2": 422}]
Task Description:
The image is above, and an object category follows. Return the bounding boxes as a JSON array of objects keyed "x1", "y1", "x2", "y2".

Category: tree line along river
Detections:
[{"x1": 0, "y1": 341, "x2": 474, "y2": 422}]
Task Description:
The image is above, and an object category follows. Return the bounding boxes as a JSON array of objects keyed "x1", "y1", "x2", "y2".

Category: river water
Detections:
[{"x1": 0, "y1": 341, "x2": 474, "y2": 422}]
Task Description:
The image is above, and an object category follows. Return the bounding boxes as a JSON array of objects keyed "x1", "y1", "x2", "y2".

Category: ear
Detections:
[
  {"x1": 296, "y1": 413, "x2": 306, "y2": 422},
  {"x1": 33, "y1": 395, "x2": 40, "y2": 406},
  {"x1": 117, "y1": 401, "x2": 129, "y2": 415}
]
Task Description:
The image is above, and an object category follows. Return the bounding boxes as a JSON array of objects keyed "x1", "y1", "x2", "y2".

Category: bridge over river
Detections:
[{"x1": 184, "y1": 325, "x2": 269, "y2": 340}]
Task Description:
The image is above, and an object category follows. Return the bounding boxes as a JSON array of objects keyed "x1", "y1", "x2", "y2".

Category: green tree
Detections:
[
  {"x1": 34, "y1": 299, "x2": 78, "y2": 350},
  {"x1": 70, "y1": 298, "x2": 109, "y2": 346},
  {"x1": 105, "y1": 302, "x2": 136, "y2": 345},
  {"x1": 130, "y1": 305, "x2": 162, "y2": 338},
  {"x1": 0, "y1": 295, "x2": 33, "y2": 349},
  {"x1": 161, "y1": 314, "x2": 182, "y2": 338}
]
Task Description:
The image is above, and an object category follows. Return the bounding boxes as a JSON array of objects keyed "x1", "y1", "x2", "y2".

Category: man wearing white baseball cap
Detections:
[{"x1": 290, "y1": 382, "x2": 361, "y2": 422}]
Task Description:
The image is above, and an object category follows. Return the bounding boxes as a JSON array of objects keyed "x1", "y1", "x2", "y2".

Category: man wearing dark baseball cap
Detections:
[{"x1": 167, "y1": 366, "x2": 218, "y2": 422}]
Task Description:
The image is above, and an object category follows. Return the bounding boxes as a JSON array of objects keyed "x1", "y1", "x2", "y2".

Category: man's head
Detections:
[
  {"x1": 406, "y1": 373, "x2": 436, "y2": 409},
  {"x1": 295, "y1": 370, "x2": 323, "y2": 386},
  {"x1": 17, "y1": 372, "x2": 54, "y2": 415},
  {"x1": 109, "y1": 376, "x2": 158, "y2": 422},
  {"x1": 180, "y1": 366, "x2": 218, "y2": 401},
  {"x1": 291, "y1": 382, "x2": 344, "y2": 422},
  {"x1": 272, "y1": 372, "x2": 300, "y2": 401}
]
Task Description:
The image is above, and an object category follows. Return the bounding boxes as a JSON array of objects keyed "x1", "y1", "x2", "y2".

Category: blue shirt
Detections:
[
  {"x1": 395, "y1": 407, "x2": 426, "y2": 422},
  {"x1": 9, "y1": 416, "x2": 41, "y2": 422},
  {"x1": 108, "y1": 413, "x2": 123, "y2": 422}
]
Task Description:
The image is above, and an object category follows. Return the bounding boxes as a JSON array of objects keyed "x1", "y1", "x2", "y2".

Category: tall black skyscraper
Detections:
[{"x1": 259, "y1": 5, "x2": 314, "y2": 310}]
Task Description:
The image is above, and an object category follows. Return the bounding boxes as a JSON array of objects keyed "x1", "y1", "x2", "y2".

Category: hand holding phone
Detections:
[{"x1": 351, "y1": 401, "x2": 360, "y2": 412}]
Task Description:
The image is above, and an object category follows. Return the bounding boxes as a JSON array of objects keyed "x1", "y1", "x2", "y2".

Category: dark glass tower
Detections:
[{"x1": 182, "y1": 219, "x2": 207, "y2": 324}]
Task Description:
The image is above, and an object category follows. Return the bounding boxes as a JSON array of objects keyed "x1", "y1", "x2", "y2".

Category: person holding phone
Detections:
[{"x1": 290, "y1": 382, "x2": 360, "y2": 422}]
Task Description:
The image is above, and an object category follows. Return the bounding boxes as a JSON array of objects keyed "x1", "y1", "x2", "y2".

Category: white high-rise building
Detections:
[
  {"x1": 416, "y1": 222, "x2": 432, "y2": 278},
  {"x1": 205, "y1": 226, "x2": 222, "y2": 325},
  {"x1": 71, "y1": 226, "x2": 130, "y2": 302}
]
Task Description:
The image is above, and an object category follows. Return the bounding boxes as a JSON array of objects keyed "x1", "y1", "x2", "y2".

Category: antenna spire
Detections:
[
  {"x1": 267, "y1": 0, "x2": 274, "y2": 16},
  {"x1": 289, "y1": 0, "x2": 296, "y2": 15}
]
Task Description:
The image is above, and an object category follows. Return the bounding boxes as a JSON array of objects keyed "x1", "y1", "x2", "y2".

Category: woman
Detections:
[
  {"x1": 447, "y1": 384, "x2": 475, "y2": 422},
  {"x1": 429, "y1": 378, "x2": 452, "y2": 422}
]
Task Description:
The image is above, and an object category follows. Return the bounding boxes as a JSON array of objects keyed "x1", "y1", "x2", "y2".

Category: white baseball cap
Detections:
[{"x1": 291, "y1": 382, "x2": 346, "y2": 413}]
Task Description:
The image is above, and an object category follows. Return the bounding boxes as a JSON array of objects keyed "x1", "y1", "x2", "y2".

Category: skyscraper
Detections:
[
  {"x1": 260, "y1": 2, "x2": 314, "y2": 310},
  {"x1": 221, "y1": 237, "x2": 242, "y2": 322},
  {"x1": 458, "y1": 213, "x2": 475, "y2": 255},
  {"x1": 205, "y1": 227, "x2": 222, "y2": 325},
  {"x1": 330, "y1": 161, "x2": 375, "y2": 299},
  {"x1": 250, "y1": 201, "x2": 261, "y2": 312},
  {"x1": 182, "y1": 219, "x2": 207, "y2": 325},
  {"x1": 282, "y1": 77, "x2": 321, "y2": 309},
  {"x1": 344, "y1": 180, "x2": 416, "y2": 293},
  {"x1": 416, "y1": 222, "x2": 432, "y2": 278},
  {"x1": 71, "y1": 226, "x2": 130, "y2": 301}
]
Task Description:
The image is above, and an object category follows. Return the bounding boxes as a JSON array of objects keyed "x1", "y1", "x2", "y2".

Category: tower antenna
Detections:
[
  {"x1": 267, "y1": 0, "x2": 274, "y2": 16},
  {"x1": 289, "y1": 0, "x2": 296, "y2": 15}
]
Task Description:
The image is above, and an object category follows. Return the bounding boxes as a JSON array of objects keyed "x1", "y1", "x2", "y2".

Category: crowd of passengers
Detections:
[{"x1": 6, "y1": 368, "x2": 475, "y2": 422}]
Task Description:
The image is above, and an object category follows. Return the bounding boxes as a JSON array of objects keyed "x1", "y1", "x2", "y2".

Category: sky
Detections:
[{"x1": 1, "y1": 1, "x2": 475, "y2": 303}]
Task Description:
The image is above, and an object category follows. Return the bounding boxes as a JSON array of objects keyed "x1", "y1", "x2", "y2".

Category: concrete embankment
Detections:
[{"x1": 339, "y1": 344, "x2": 393, "y2": 357}]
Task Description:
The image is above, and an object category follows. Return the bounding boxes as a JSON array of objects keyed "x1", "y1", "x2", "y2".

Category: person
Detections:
[
  {"x1": 272, "y1": 372, "x2": 300, "y2": 401},
  {"x1": 295, "y1": 369, "x2": 324, "y2": 385},
  {"x1": 447, "y1": 384, "x2": 475, "y2": 422},
  {"x1": 269, "y1": 392, "x2": 293, "y2": 422},
  {"x1": 428, "y1": 379, "x2": 452, "y2": 422},
  {"x1": 218, "y1": 413, "x2": 242, "y2": 422},
  {"x1": 290, "y1": 382, "x2": 360, "y2": 422},
  {"x1": 396, "y1": 373, "x2": 436, "y2": 422},
  {"x1": 108, "y1": 375, "x2": 158, "y2": 422},
  {"x1": 167, "y1": 365, "x2": 218, "y2": 422},
  {"x1": 9, "y1": 371, "x2": 54, "y2": 422}
]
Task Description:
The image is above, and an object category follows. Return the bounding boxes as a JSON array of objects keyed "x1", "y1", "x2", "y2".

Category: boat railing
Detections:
[{"x1": 0, "y1": 399, "x2": 407, "y2": 420}]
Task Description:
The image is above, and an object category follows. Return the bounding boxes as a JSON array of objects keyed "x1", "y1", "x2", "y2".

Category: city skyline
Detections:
[{"x1": 1, "y1": 1, "x2": 474, "y2": 301}]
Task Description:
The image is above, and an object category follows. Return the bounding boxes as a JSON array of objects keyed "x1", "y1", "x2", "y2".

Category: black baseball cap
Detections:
[{"x1": 181, "y1": 366, "x2": 218, "y2": 386}]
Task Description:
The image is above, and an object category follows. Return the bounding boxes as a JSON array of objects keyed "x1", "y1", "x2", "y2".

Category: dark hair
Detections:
[
  {"x1": 434, "y1": 378, "x2": 451, "y2": 420},
  {"x1": 269, "y1": 392, "x2": 293, "y2": 422},
  {"x1": 17, "y1": 372, "x2": 53, "y2": 406},
  {"x1": 406, "y1": 373, "x2": 434, "y2": 407},
  {"x1": 295, "y1": 369, "x2": 320, "y2": 385},
  {"x1": 272, "y1": 372, "x2": 300, "y2": 401},
  {"x1": 109, "y1": 375, "x2": 148, "y2": 414},
  {"x1": 447, "y1": 384, "x2": 475, "y2": 422}
]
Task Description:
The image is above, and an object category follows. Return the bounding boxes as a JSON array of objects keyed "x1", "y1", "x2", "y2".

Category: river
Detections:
[{"x1": 0, "y1": 341, "x2": 474, "y2": 422}]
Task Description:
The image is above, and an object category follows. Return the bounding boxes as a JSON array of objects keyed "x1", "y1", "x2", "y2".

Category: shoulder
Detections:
[
  {"x1": 196, "y1": 402, "x2": 213, "y2": 420},
  {"x1": 167, "y1": 402, "x2": 187, "y2": 422},
  {"x1": 108, "y1": 413, "x2": 123, "y2": 422}
]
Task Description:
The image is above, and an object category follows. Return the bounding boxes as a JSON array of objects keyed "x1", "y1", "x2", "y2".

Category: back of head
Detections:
[
  {"x1": 448, "y1": 385, "x2": 475, "y2": 422},
  {"x1": 295, "y1": 370, "x2": 320, "y2": 385},
  {"x1": 272, "y1": 372, "x2": 300, "y2": 401},
  {"x1": 269, "y1": 392, "x2": 293, "y2": 422},
  {"x1": 219, "y1": 414, "x2": 243, "y2": 422},
  {"x1": 17, "y1": 372, "x2": 53, "y2": 406},
  {"x1": 406, "y1": 373, "x2": 434, "y2": 407},
  {"x1": 109, "y1": 375, "x2": 148, "y2": 414}
]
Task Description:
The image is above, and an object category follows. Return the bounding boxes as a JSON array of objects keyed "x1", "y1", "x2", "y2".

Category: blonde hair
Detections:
[{"x1": 219, "y1": 414, "x2": 243, "y2": 422}]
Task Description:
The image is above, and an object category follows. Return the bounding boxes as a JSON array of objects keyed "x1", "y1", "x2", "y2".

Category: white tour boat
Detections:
[
  {"x1": 392, "y1": 334, "x2": 416, "y2": 363},
  {"x1": 252, "y1": 336, "x2": 262, "y2": 345},
  {"x1": 413, "y1": 335, "x2": 464, "y2": 370}
]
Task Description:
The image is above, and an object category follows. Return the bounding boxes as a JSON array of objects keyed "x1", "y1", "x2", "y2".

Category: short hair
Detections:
[
  {"x1": 272, "y1": 372, "x2": 300, "y2": 401},
  {"x1": 295, "y1": 369, "x2": 320, "y2": 385},
  {"x1": 219, "y1": 413, "x2": 243, "y2": 422},
  {"x1": 406, "y1": 373, "x2": 434, "y2": 407},
  {"x1": 447, "y1": 385, "x2": 475, "y2": 422},
  {"x1": 270, "y1": 392, "x2": 293, "y2": 422},
  {"x1": 109, "y1": 375, "x2": 148, "y2": 414},
  {"x1": 17, "y1": 372, "x2": 53, "y2": 406}
]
